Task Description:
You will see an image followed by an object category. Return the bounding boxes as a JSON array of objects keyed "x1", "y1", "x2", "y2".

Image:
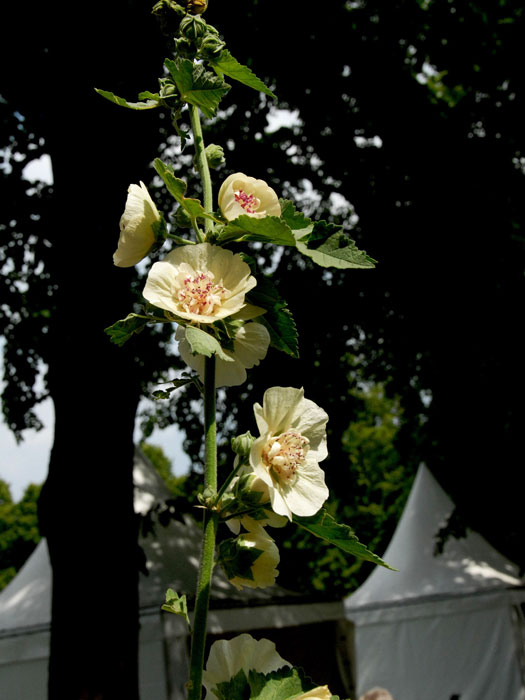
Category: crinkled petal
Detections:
[
  {"x1": 114, "y1": 182, "x2": 159, "y2": 267},
  {"x1": 203, "y1": 634, "x2": 290, "y2": 700},
  {"x1": 278, "y1": 458, "x2": 329, "y2": 517},
  {"x1": 142, "y1": 243, "x2": 256, "y2": 323}
]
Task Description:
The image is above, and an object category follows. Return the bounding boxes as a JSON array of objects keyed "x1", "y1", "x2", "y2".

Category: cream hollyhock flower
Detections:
[
  {"x1": 176, "y1": 321, "x2": 270, "y2": 386},
  {"x1": 142, "y1": 243, "x2": 256, "y2": 323},
  {"x1": 202, "y1": 634, "x2": 290, "y2": 700},
  {"x1": 218, "y1": 172, "x2": 281, "y2": 221},
  {"x1": 222, "y1": 523, "x2": 280, "y2": 591},
  {"x1": 250, "y1": 387, "x2": 329, "y2": 520},
  {"x1": 292, "y1": 687, "x2": 333, "y2": 700},
  {"x1": 113, "y1": 182, "x2": 160, "y2": 267}
]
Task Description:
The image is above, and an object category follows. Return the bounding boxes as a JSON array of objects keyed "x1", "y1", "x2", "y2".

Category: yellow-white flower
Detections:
[
  {"x1": 176, "y1": 321, "x2": 270, "y2": 386},
  {"x1": 223, "y1": 523, "x2": 280, "y2": 591},
  {"x1": 113, "y1": 182, "x2": 160, "y2": 267},
  {"x1": 202, "y1": 634, "x2": 290, "y2": 700},
  {"x1": 218, "y1": 172, "x2": 281, "y2": 221},
  {"x1": 250, "y1": 387, "x2": 329, "y2": 520},
  {"x1": 142, "y1": 243, "x2": 256, "y2": 323},
  {"x1": 292, "y1": 687, "x2": 333, "y2": 700}
]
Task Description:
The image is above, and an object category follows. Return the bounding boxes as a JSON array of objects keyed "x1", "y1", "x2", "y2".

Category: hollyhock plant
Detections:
[
  {"x1": 202, "y1": 634, "x2": 290, "y2": 700},
  {"x1": 142, "y1": 242, "x2": 256, "y2": 323},
  {"x1": 218, "y1": 172, "x2": 281, "y2": 221},
  {"x1": 176, "y1": 321, "x2": 270, "y2": 387},
  {"x1": 113, "y1": 182, "x2": 161, "y2": 267},
  {"x1": 250, "y1": 386, "x2": 329, "y2": 520}
]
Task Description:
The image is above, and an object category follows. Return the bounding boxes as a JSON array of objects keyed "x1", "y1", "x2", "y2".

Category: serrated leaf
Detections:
[
  {"x1": 153, "y1": 158, "x2": 220, "y2": 224},
  {"x1": 279, "y1": 199, "x2": 314, "y2": 235},
  {"x1": 248, "y1": 667, "x2": 316, "y2": 700},
  {"x1": 184, "y1": 326, "x2": 235, "y2": 362},
  {"x1": 104, "y1": 314, "x2": 149, "y2": 346},
  {"x1": 247, "y1": 277, "x2": 299, "y2": 358},
  {"x1": 214, "y1": 669, "x2": 250, "y2": 700},
  {"x1": 296, "y1": 221, "x2": 376, "y2": 269},
  {"x1": 164, "y1": 57, "x2": 230, "y2": 119},
  {"x1": 95, "y1": 88, "x2": 159, "y2": 110},
  {"x1": 161, "y1": 589, "x2": 190, "y2": 627},
  {"x1": 152, "y1": 376, "x2": 195, "y2": 400},
  {"x1": 220, "y1": 215, "x2": 297, "y2": 246},
  {"x1": 209, "y1": 50, "x2": 276, "y2": 99},
  {"x1": 293, "y1": 509, "x2": 396, "y2": 570}
]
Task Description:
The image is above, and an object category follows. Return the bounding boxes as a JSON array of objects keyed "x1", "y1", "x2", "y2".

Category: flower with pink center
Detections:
[
  {"x1": 142, "y1": 242, "x2": 256, "y2": 324},
  {"x1": 250, "y1": 387, "x2": 329, "y2": 520},
  {"x1": 218, "y1": 172, "x2": 281, "y2": 221}
]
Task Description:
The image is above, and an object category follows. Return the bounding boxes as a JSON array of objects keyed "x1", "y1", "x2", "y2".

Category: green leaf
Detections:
[
  {"x1": 152, "y1": 374, "x2": 195, "y2": 400},
  {"x1": 184, "y1": 326, "x2": 235, "y2": 362},
  {"x1": 213, "y1": 669, "x2": 250, "y2": 700},
  {"x1": 279, "y1": 199, "x2": 314, "y2": 236},
  {"x1": 296, "y1": 221, "x2": 376, "y2": 269},
  {"x1": 94, "y1": 88, "x2": 159, "y2": 110},
  {"x1": 219, "y1": 215, "x2": 297, "y2": 246},
  {"x1": 217, "y1": 537, "x2": 263, "y2": 581},
  {"x1": 153, "y1": 158, "x2": 220, "y2": 223},
  {"x1": 164, "y1": 57, "x2": 230, "y2": 119},
  {"x1": 247, "y1": 277, "x2": 299, "y2": 358},
  {"x1": 161, "y1": 589, "x2": 190, "y2": 627},
  {"x1": 293, "y1": 508, "x2": 396, "y2": 570},
  {"x1": 104, "y1": 314, "x2": 149, "y2": 346},
  {"x1": 248, "y1": 667, "x2": 316, "y2": 700},
  {"x1": 209, "y1": 50, "x2": 276, "y2": 99}
]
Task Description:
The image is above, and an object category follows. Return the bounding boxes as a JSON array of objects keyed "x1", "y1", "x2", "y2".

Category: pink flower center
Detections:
[
  {"x1": 177, "y1": 271, "x2": 226, "y2": 316},
  {"x1": 234, "y1": 189, "x2": 260, "y2": 214},
  {"x1": 263, "y1": 430, "x2": 309, "y2": 484}
]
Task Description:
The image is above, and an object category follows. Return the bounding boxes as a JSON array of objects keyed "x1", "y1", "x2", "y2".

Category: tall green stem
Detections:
[
  {"x1": 189, "y1": 104, "x2": 214, "y2": 239},
  {"x1": 188, "y1": 356, "x2": 218, "y2": 700}
]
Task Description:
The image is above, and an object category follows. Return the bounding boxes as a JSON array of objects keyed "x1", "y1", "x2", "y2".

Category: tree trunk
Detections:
[{"x1": 35, "y1": 2, "x2": 166, "y2": 697}]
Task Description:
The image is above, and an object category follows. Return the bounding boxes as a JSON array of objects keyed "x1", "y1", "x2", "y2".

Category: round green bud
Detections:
[{"x1": 231, "y1": 431, "x2": 255, "y2": 458}]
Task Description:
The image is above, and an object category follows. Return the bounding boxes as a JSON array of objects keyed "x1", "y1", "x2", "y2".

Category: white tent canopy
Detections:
[
  {"x1": 344, "y1": 463, "x2": 525, "y2": 700},
  {"x1": 0, "y1": 449, "x2": 343, "y2": 700}
]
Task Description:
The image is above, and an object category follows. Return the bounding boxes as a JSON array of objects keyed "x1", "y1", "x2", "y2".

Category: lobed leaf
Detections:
[
  {"x1": 94, "y1": 88, "x2": 159, "y2": 110},
  {"x1": 209, "y1": 50, "x2": 276, "y2": 99},
  {"x1": 296, "y1": 221, "x2": 376, "y2": 269},
  {"x1": 184, "y1": 326, "x2": 235, "y2": 363},
  {"x1": 161, "y1": 589, "x2": 190, "y2": 627},
  {"x1": 104, "y1": 314, "x2": 150, "y2": 346},
  {"x1": 247, "y1": 277, "x2": 299, "y2": 358},
  {"x1": 293, "y1": 508, "x2": 396, "y2": 570},
  {"x1": 164, "y1": 57, "x2": 230, "y2": 119},
  {"x1": 219, "y1": 215, "x2": 297, "y2": 246}
]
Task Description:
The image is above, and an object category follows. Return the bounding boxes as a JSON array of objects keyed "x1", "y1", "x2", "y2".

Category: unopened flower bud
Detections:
[
  {"x1": 231, "y1": 431, "x2": 255, "y2": 458},
  {"x1": 179, "y1": 14, "x2": 208, "y2": 40},
  {"x1": 198, "y1": 33, "x2": 225, "y2": 60},
  {"x1": 204, "y1": 143, "x2": 225, "y2": 170},
  {"x1": 184, "y1": 0, "x2": 207, "y2": 15}
]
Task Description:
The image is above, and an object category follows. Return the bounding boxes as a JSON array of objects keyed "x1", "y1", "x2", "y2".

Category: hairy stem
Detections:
[
  {"x1": 189, "y1": 104, "x2": 214, "y2": 239},
  {"x1": 188, "y1": 355, "x2": 217, "y2": 700}
]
